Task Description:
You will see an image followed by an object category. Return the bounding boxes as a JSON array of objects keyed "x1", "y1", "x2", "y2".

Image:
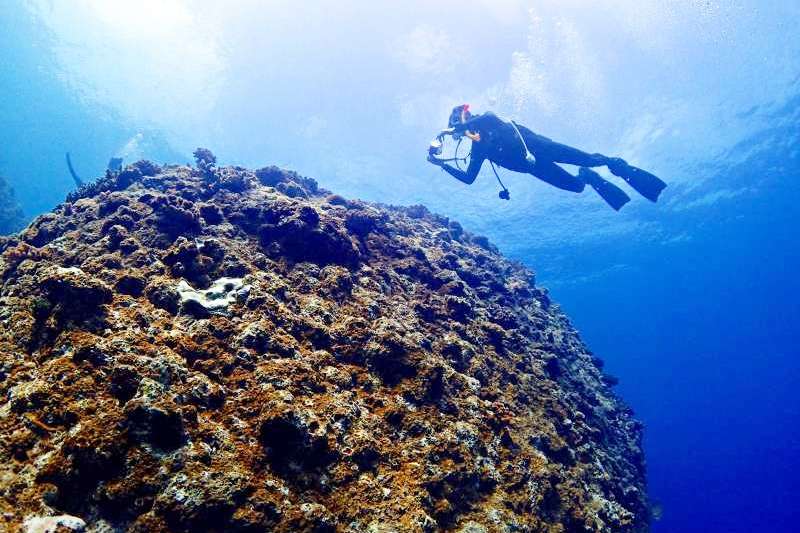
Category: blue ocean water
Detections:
[{"x1": 2, "y1": 2, "x2": 799, "y2": 531}]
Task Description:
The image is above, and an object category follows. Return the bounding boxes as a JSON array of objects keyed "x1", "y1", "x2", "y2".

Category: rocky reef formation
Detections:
[
  {"x1": 0, "y1": 155, "x2": 648, "y2": 532},
  {"x1": 0, "y1": 173, "x2": 25, "y2": 235}
]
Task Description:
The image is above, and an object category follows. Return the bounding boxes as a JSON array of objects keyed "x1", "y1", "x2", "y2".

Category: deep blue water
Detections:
[
  {"x1": 2, "y1": 3, "x2": 799, "y2": 532},
  {"x1": 535, "y1": 104, "x2": 800, "y2": 530},
  {"x1": 553, "y1": 169, "x2": 800, "y2": 531}
]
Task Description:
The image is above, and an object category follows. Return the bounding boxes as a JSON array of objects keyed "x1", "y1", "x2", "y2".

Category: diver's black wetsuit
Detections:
[{"x1": 442, "y1": 112, "x2": 607, "y2": 192}]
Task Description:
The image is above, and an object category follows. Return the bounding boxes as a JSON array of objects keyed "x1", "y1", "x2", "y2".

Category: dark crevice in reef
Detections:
[
  {"x1": 0, "y1": 149, "x2": 648, "y2": 532},
  {"x1": 260, "y1": 411, "x2": 338, "y2": 491}
]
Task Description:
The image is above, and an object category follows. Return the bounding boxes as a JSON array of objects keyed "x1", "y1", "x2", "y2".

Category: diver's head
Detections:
[{"x1": 448, "y1": 104, "x2": 472, "y2": 128}]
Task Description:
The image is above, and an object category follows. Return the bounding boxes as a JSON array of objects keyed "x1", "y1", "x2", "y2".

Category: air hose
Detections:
[{"x1": 510, "y1": 120, "x2": 536, "y2": 165}]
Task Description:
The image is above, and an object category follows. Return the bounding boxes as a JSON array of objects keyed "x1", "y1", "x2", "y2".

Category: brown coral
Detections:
[{"x1": 0, "y1": 161, "x2": 648, "y2": 532}]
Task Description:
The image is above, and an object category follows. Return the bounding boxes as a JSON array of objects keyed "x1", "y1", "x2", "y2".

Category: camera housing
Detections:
[{"x1": 428, "y1": 138, "x2": 443, "y2": 156}]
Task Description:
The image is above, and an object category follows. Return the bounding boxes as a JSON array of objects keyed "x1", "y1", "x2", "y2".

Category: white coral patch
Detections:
[
  {"x1": 22, "y1": 515, "x2": 86, "y2": 533},
  {"x1": 177, "y1": 277, "x2": 250, "y2": 313}
]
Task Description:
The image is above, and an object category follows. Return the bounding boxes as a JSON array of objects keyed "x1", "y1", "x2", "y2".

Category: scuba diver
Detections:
[{"x1": 427, "y1": 104, "x2": 666, "y2": 209}]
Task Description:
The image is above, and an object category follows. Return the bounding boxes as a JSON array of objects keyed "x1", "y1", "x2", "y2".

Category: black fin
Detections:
[
  {"x1": 580, "y1": 168, "x2": 631, "y2": 211},
  {"x1": 609, "y1": 160, "x2": 667, "y2": 202}
]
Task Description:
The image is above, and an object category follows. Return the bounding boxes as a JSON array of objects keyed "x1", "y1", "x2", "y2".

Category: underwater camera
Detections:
[{"x1": 428, "y1": 136, "x2": 443, "y2": 157}]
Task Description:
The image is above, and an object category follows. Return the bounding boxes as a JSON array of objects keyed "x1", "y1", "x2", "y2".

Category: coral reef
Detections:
[
  {"x1": 0, "y1": 157, "x2": 648, "y2": 532},
  {"x1": 0, "y1": 173, "x2": 25, "y2": 235}
]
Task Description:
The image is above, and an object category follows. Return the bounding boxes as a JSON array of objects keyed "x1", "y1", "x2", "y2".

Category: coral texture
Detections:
[{"x1": 0, "y1": 158, "x2": 647, "y2": 532}]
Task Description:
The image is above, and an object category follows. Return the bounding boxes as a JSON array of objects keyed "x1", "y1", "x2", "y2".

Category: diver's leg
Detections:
[
  {"x1": 534, "y1": 136, "x2": 666, "y2": 202},
  {"x1": 544, "y1": 140, "x2": 608, "y2": 167},
  {"x1": 525, "y1": 131, "x2": 667, "y2": 202},
  {"x1": 530, "y1": 161, "x2": 630, "y2": 210},
  {"x1": 530, "y1": 161, "x2": 586, "y2": 192}
]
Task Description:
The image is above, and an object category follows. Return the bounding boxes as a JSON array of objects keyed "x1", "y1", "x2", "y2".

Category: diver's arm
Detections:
[{"x1": 439, "y1": 154, "x2": 485, "y2": 185}]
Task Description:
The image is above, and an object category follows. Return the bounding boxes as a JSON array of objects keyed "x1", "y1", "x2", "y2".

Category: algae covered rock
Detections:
[{"x1": 0, "y1": 159, "x2": 648, "y2": 532}]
